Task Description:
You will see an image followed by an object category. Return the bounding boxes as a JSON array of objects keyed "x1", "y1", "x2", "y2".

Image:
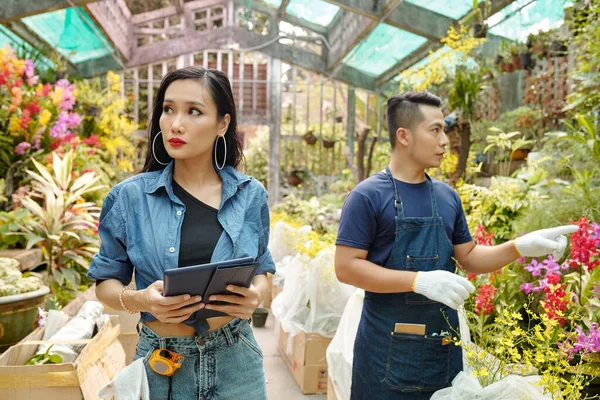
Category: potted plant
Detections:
[
  {"x1": 288, "y1": 168, "x2": 306, "y2": 186},
  {"x1": 520, "y1": 40, "x2": 534, "y2": 70},
  {"x1": 470, "y1": 0, "x2": 491, "y2": 38},
  {"x1": 550, "y1": 39, "x2": 568, "y2": 57},
  {"x1": 0, "y1": 257, "x2": 49, "y2": 352},
  {"x1": 321, "y1": 124, "x2": 340, "y2": 149},
  {"x1": 303, "y1": 130, "x2": 317, "y2": 146},
  {"x1": 251, "y1": 307, "x2": 269, "y2": 328}
]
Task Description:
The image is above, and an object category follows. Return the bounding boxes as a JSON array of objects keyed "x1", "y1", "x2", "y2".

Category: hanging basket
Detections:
[
  {"x1": 322, "y1": 139, "x2": 336, "y2": 149},
  {"x1": 511, "y1": 148, "x2": 531, "y2": 161},
  {"x1": 303, "y1": 132, "x2": 317, "y2": 145},
  {"x1": 519, "y1": 52, "x2": 534, "y2": 71},
  {"x1": 473, "y1": 23, "x2": 488, "y2": 38},
  {"x1": 288, "y1": 170, "x2": 304, "y2": 186}
]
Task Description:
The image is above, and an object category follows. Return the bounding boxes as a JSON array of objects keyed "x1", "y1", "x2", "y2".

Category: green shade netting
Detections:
[
  {"x1": 21, "y1": 6, "x2": 114, "y2": 64},
  {"x1": 489, "y1": 0, "x2": 568, "y2": 41},
  {"x1": 342, "y1": 23, "x2": 428, "y2": 76}
]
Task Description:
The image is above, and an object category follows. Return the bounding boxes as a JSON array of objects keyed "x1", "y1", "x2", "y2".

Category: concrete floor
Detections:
[{"x1": 253, "y1": 314, "x2": 327, "y2": 400}]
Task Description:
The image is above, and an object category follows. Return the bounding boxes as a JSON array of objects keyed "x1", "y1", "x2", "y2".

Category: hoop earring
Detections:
[
  {"x1": 214, "y1": 136, "x2": 227, "y2": 170},
  {"x1": 152, "y1": 131, "x2": 170, "y2": 166}
]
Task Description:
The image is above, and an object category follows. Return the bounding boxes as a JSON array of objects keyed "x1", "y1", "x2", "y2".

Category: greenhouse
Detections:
[{"x1": 0, "y1": 0, "x2": 598, "y2": 399}]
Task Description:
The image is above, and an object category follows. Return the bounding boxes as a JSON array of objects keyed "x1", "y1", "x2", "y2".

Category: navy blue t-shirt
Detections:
[{"x1": 336, "y1": 171, "x2": 472, "y2": 267}]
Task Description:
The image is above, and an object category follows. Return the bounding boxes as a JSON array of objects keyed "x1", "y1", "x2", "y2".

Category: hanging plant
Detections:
[{"x1": 303, "y1": 131, "x2": 317, "y2": 145}]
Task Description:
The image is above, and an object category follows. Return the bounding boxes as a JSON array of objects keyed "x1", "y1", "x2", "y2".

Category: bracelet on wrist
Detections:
[{"x1": 119, "y1": 286, "x2": 137, "y2": 314}]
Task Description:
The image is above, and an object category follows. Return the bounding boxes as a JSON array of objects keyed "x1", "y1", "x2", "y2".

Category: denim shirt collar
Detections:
[{"x1": 143, "y1": 161, "x2": 251, "y2": 208}]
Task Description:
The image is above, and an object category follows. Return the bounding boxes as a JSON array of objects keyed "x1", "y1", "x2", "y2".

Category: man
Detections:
[{"x1": 334, "y1": 91, "x2": 577, "y2": 400}]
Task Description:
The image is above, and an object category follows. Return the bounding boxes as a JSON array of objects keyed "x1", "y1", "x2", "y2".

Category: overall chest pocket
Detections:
[
  {"x1": 384, "y1": 332, "x2": 454, "y2": 392},
  {"x1": 405, "y1": 255, "x2": 440, "y2": 304}
]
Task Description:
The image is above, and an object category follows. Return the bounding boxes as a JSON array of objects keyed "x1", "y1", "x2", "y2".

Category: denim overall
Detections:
[{"x1": 350, "y1": 167, "x2": 462, "y2": 400}]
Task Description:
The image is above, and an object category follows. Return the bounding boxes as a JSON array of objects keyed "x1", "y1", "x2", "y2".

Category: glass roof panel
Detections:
[
  {"x1": 488, "y1": 0, "x2": 568, "y2": 41},
  {"x1": 0, "y1": 25, "x2": 28, "y2": 51},
  {"x1": 286, "y1": 0, "x2": 340, "y2": 26},
  {"x1": 404, "y1": 0, "x2": 475, "y2": 19},
  {"x1": 0, "y1": 25, "x2": 54, "y2": 68},
  {"x1": 21, "y1": 7, "x2": 113, "y2": 63},
  {"x1": 342, "y1": 23, "x2": 428, "y2": 76}
]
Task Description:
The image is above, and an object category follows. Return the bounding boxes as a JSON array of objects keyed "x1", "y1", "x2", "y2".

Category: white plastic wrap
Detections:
[
  {"x1": 37, "y1": 300, "x2": 104, "y2": 362},
  {"x1": 42, "y1": 309, "x2": 70, "y2": 340},
  {"x1": 271, "y1": 248, "x2": 354, "y2": 338},
  {"x1": 326, "y1": 289, "x2": 365, "y2": 400},
  {"x1": 268, "y1": 221, "x2": 312, "y2": 263},
  {"x1": 431, "y1": 371, "x2": 551, "y2": 400},
  {"x1": 271, "y1": 253, "x2": 311, "y2": 337}
]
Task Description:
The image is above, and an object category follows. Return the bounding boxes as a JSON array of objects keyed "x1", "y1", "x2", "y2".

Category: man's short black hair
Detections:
[{"x1": 386, "y1": 91, "x2": 442, "y2": 148}]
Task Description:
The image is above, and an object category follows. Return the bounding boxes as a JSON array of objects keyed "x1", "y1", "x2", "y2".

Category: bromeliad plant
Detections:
[{"x1": 15, "y1": 150, "x2": 105, "y2": 305}]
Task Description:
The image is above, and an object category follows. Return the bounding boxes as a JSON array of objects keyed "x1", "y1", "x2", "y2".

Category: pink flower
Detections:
[
  {"x1": 525, "y1": 259, "x2": 543, "y2": 276},
  {"x1": 50, "y1": 111, "x2": 81, "y2": 138},
  {"x1": 542, "y1": 255, "x2": 561, "y2": 274},
  {"x1": 56, "y1": 79, "x2": 76, "y2": 111},
  {"x1": 24, "y1": 59, "x2": 38, "y2": 85},
  {"x1": 15, "y1": 141, "x2": 31, "y2": 155},
  {"x1": 520, "y1": 282, "x2": 535, "y2": 294}
]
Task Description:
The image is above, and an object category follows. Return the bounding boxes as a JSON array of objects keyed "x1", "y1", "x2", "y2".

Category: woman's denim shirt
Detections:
[{"x1": 88, "y1": 161, "x2": 276, "y2": 330}]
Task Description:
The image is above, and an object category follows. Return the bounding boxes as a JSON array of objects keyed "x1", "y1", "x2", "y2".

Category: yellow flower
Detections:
[
  {"x1": 39, "y1": 109, "x2": 52, "y2": 126},
  {"x1": 107, "y1": 70, "x2": 121, "y2": 92},
  {"x1": 511, "y1": 326, "x2": 525, "y2": 337},
  {"x1": 11, "y1": 58, "x2": 25, "y2": 75},
  {"x1": 52, "y1": 87, "x2": 64, "y2": 106},
  {"x1": 8, "y1": 116, "x2": 21, "y2": 135}
]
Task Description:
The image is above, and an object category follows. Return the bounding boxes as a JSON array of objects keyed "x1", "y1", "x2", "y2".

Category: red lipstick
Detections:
[{"x1": 168, "y1": 138, "x2": 186, "y2": 148}]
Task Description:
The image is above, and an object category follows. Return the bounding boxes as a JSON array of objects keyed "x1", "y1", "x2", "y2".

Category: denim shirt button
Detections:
[
  {"x1": 176, "y1": 210, "x2": 182, "y2": 216},
  {"x1": 169, "y1": 247, "x2": 175, "y2": 253}
]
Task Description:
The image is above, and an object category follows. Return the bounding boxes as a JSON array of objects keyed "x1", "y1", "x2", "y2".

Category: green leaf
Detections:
[{"x1": 49, "y1": 354, "x2": 63, "y2": 364}]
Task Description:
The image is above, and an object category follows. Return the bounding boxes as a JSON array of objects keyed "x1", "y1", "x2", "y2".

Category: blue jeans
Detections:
[{"x1": 134, "y1": 318, "x2": 267, "y2": 400}]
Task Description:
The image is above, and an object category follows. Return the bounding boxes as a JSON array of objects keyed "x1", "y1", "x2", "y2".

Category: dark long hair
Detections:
[{"x1": 141, "y1": 66, "x2": 244, "y2": 172}]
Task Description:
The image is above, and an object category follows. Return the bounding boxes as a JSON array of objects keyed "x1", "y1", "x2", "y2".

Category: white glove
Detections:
[
  {"x1": 514, "y1": 225, "x2": 578, "y2": 258},
  {"x1": 413, "y1": 271, "x2": 475, "y2": 310}
]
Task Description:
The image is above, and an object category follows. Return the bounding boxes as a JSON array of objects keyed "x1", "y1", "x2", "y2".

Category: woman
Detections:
[{"x1": 88, "y1": 66, "x2": 275, "y2": 399}]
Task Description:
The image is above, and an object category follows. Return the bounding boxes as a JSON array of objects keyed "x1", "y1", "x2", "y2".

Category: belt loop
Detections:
[
  {"x1": 224, "y1": 324, "x2": 235, "y2": 347},
  {"x1": 159, "y1": 337, "x2": 167, "y2": 349}
]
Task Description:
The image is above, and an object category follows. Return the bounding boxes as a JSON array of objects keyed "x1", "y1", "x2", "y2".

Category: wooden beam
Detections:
[
  {"x1": 172, "y1": 0, "x2": 185, "y2": 15},
  {"x1": 86, "y1": 1, "x2": 133, "y2": 60},
  {"x1": 386, "y1": 2, "x2": 455, "y2": 40},
  {"x1": 134, "y1": 26, "x2": 183, "y2": 36},
  {"x1": 132, "y1": 0, "x2": 226, "y2": 24},
  {"x1": 232, "y1": 27, "x2": 375, "y2": 91},
  {"x1": 326, "y1": 9, "x2": 373, "y2": 70},
  {"x1": 346, "y1": 86, "x2": 356, "y2": 161},
  {"x1": 277, "y1": 0, "x2": 290, "y2": 19},
  {"x1": 326, "y1": 0, "x2": 405, "y2": 72},
  {"x1": 267, "y1": 57, "x2": 282, "y2": 205},
  {"x1": 0, "y1": 0, "x2": 96, "y2": 22},
  {"x1": 127, "y1": 27, "x2": 233, "y2": 66}
]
